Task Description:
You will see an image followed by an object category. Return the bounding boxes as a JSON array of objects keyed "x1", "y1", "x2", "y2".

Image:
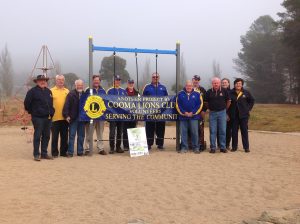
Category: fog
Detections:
[{"x1": 0, "y1": 0, "x2": 283, "y2": 89}]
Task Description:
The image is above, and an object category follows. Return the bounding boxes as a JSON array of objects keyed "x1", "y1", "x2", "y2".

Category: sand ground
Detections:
[{"x1": 0, "y1": 126, "x2": 299, "y2": 224}]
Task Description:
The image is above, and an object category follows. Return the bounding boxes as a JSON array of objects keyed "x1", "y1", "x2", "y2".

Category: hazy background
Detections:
[{"x1": 0, "y1": 0, "x2": 284, "y2": 88}]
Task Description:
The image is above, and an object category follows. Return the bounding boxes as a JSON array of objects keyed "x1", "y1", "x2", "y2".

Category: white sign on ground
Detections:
[{"x1": 127, "y1": 127, "x2": 149, "y2": 157}]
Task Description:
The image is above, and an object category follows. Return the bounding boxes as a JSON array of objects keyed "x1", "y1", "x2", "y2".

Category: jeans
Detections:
[
  {"x1": 180, "y1": 119, "x2": 199, "y2": 151},
  {"x1": 68, "y1": 118, "x2": 85, "y2": 155},
  {"x1": 31, "y1": 117, "x2": 52, "y2": 157},
  {"x1": 51, "y1": 120, "x2": 69, "y2": 156},
  {"x1": 209, "y1": 109, "x2": 226, "y2": 150}
]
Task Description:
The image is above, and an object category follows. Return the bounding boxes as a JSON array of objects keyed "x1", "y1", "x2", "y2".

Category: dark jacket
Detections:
[
  {"x1": 24, "y1": 86, "x2": 55, "y2": 118},
  {"x1": 194, "y1": 85, "x2": 207, "y2": 112},
  {"x1": 62, "y1": 89, "x2": 81, "y2": 122},
  {"x1": 229, "y1": 88, "x2": 255, "y2": 119},
  {"x1": 85, "y1": 86, "x2": 106, "y2": 95}
]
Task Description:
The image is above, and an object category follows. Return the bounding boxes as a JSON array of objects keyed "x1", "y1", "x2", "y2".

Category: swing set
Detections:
[{"x1": 87, "y1": 36, "x2": 181, "y2": 151}]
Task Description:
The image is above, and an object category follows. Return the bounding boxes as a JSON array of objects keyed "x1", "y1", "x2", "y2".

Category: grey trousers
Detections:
[{"x1": 84, "y1": 121, "x2": 105, "y2": 152}]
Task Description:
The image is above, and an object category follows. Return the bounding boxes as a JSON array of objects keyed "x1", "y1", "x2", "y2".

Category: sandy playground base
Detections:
[{"x1": 0, "y1": 126, "x2": 299, "y2": 224}]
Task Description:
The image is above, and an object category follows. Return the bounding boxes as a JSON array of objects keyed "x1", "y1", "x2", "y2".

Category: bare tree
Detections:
[
  {"x1": 212, "y1": 59, "x2": 222, "y2": 78},
  {"x1": 0, "y1": 45, "x2": 14, "y2": 97}
]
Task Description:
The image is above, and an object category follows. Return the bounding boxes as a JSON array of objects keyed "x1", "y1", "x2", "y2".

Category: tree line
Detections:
[{"x1": 234, "y1": 0, "x2": 300, "y2": 104}]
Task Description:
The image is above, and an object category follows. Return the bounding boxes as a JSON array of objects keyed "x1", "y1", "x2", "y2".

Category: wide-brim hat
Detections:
[{"x1": 33, "y1": 75, "x2": 49, "y2": 83}]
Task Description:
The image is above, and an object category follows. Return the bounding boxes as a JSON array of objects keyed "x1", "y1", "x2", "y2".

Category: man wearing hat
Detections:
[
  {"x1": 84, "y1": 74, "x2": 107, "y2": 156},
  {"x1": 142, "y1": 72, "x2": 168, "y2": 151},
  {"x1": 192, "y1": 75, "x2": 207, "y2": 151},
  {"x1": 123, "y1": 79, "x2": 139, "y2": 151},
  {"x1": 24, "y1": 75, "x2": 55, "y2": 161},
  {"x1": 107, "y1": 75, "x2": 127, "y2": 154}
]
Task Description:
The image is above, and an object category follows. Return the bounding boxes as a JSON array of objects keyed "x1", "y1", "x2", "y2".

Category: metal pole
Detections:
[
  {"x1": 175, "y1": 42, "x2": 181, "y2": 151},
  {"x1": 88, "y1": 36, "x2": 94, "y2": 155}
]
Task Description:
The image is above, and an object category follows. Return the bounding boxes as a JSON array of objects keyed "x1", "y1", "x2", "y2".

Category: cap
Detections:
[
  {"x1": 114, "y1": 75, "x2": 121, "y2": 80},
  {"x1": 192, "y1": 75, "x2": 201, "y2": 81},
  {"x1": 127, "y1": 79, "x2": 134, "y2": 83}
]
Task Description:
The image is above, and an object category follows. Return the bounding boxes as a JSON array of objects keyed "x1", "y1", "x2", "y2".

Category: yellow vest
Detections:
[{"x1": 51, "y1": 86, "x2": 69, "y2": 122}]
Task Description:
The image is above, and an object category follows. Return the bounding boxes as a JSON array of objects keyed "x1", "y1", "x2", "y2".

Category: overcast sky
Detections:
[{"x1": 0, "y1": 0, "x2": 284, "y2": 88}]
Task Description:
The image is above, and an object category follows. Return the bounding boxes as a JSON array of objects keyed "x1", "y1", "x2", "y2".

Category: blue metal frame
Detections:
[{"x1": 93, "y1": 45, "x2": 177, "y2": 55}]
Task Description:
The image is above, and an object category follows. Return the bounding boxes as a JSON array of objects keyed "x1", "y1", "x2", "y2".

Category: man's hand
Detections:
[
  {"x1": 66, "y1": 116, "x2": 71, "y2": 123},
  {"x1": 200, "y1": 111, "x2": 205, "y2": 119},
  {"x1": 226, "y1": 114, "x2": 230, "y2": 122}
]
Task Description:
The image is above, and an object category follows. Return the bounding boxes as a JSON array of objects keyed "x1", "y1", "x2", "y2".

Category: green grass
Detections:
[
  {"x1": 1, "y1": 98, "x2": 300, "y2": 132},
  {"x1": 249, "y1": 104, "x2": 300, "y2": 132}
]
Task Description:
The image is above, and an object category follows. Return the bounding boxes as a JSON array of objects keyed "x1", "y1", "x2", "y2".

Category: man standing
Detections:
[
  {"x1": 50, "y1": 74, "x2": 69, "y2": 157},
  {"x1": 142, "y1": 73, "x2": 168, "y2": 150},
  {"x1": 24, "y1": 75, "x2": 54, "y2": 161},
  {"x1": 205, "y1": 77, "x2": 231, "y2": 153},
  {"x1": 63, "y1": 79, "x2": 85, "y2": 157},
  {"x1": 192, "y1": 75, "x2": 207, "y2": 151},
  {"x1": 229, "y1": 78, "x2": 254, "y2": 153},
  {"x1": 123, "y1": 79, "x2": 139, "y2": 151},
  {"x1": 107, "y1": 75, "x2": 127, "y2": 154},
  {"x1": 84, "y1": 75, "x2": 107, "y2": 156},
  {"x1": 176, "y1": 80, "x2": 203, "y2": 154}
]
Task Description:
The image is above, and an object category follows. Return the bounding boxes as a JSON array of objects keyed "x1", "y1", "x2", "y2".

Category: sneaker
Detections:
[
  {"x1": 221, "y1": 149, "x2": 228, "y2": 153},
  {"x1": 157, "y1": 145, "x2": 164, "y2": 150},
  {"x1": 84, "y1": 150, "x2": 90, "y2": 156},
  {"x1": 194, "y1": 150, "x2": 200, "y2": 154},
  {"x1": 245, "y1": 149, "x2": 250, "y2": 153},
  {"x1": 116, "y1": 147, "x2": 124, "y2": 153},
  {"x1": 98, "y1": 150, "x2": 107, "y2": 155},
  {"x1": 77, "y1": 153, "x2": 84, "y2": 156},
  {"x1": 231, "y1": 148, "x2": 237, "y2": 152},
  {"x1": 109, "y1": 149, "x2": 115, "y2": 154},
  {"x1": 34, "y1": 156, "x2": 40, "y2": 161},
  {"x1": 209, "y1": 149, "x2": 216, "y2": 154}
]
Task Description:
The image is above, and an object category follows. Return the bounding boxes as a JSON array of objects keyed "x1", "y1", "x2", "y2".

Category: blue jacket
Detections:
[
  {"x1": 142, "y1": 82, "x2": 168, "y2": 96},
  {"x1": 176, "y1": 88, "x2": 203, "y2": 120},
  {"x1": 24, "y1": 86, "x2": 55, "y2": 118},
  {"x1": 85, "y1": 86, "x2": 106, "y2": 95},
  {"x1": 106, "y1": 86, "x2": 127, "y2": 95}
]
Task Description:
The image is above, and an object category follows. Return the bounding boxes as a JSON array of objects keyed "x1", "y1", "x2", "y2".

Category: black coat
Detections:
[
  {"x1": 62, "y1": 89, "x2": 81, "y2": 122},
  {"x1": 24, "y1": 86, "x2": 55, "y2": 118},
  {"x1": 229, "y1": 88, "x2": 255, "y2": 119}
]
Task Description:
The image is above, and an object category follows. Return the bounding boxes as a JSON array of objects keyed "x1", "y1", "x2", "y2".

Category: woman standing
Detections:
[{"x1": 229, "y1": 78, "x2": 255, "y2": 153}]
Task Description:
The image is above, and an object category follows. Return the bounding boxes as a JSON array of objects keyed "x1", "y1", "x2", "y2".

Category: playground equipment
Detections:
[{"x1": 87, "y1": 36, "x2": 181, "y2": 151}]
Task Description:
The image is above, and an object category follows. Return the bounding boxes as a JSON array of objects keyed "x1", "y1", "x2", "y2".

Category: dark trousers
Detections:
[
  {"x1": 51, "y1": 120, "x2": 69, "y2": 156},
  {"x1": 145, "y1": 121, "x2": 165, "y2": 147},
  {"x1": 217, "y1": 120, "x2": 232, "y2": 148},
  {"x1": 123, "y1": 121, "x2": 137, "y2": 148},
  {"x1": 232, "y1": 115, "x2": 249, "y2": 150},
  {"x1": 109, "y1": 121, "x2": 123, "y2": 150},
  {"x1": 31, "y1": 117, "x2": 51, "y2": 157}
]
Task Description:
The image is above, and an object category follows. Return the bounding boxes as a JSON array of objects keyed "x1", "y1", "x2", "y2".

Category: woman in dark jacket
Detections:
[{"x1": 229, "y1": 78, "x2": 255, "y2": 153}]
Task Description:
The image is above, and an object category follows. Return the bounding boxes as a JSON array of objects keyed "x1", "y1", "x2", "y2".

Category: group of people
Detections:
[{"x1": 24, "y1": 72, "x2": 254, "y2": 161}]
